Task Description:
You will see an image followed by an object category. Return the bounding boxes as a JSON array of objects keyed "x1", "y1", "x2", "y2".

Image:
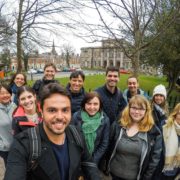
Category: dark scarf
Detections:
[{"x1": 11, "y1": 83, "x2": 19, "y2": 105}]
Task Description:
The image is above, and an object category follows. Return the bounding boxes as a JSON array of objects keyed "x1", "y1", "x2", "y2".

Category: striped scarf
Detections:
[{"x1": 163, "y1": 121, "x2": 180, "y2": 171}]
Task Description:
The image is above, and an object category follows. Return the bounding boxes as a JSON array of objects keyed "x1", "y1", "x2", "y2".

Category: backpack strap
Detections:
[
  {"x1": 68, "y1": 125, "x2": 83, "y2": 147},
  {"x1": 27, "y1": 126, "x2": 41, "y2": 171}
]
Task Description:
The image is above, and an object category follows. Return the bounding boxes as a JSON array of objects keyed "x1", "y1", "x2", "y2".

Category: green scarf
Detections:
[{"x1": 81, "y1": 110, "x2": 102, "y2": 154}]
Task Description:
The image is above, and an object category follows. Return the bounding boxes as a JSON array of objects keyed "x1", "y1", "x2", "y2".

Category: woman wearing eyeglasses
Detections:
[{"x1": 107, "y1": 95, "x2": 162, "y2": 180}]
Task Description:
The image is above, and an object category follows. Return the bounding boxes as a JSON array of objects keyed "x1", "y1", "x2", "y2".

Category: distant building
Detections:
[
  {"x1": 80, "y1": 39, "x2": 132, "y2": 69},
  {"x1": 10, "y1": 42, "x2": 80, "y2": 71}
]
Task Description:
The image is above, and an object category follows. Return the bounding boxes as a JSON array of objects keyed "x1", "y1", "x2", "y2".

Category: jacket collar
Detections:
[
  {"x1": 103, "y1": 84, "x2": 118, "y2": 95},
  {"x1": 38, "y1": 123, "x2": 83, "y2": 180},
  {"x1": 13, "y1": 103, "x2": 42, "y2": 117},
  {"x1": 0, "y1": 102, "x2": 16, "y2": 113},
  {"x1": 13, "y1": 106, "x2": 25, "y2": 117}
]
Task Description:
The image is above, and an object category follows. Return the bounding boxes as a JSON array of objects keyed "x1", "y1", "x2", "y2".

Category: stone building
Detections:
[
  {"x1": 10, "y1": 42, "x2": 80, "y2": 71},
  {"x1": 80, "y1": 39, "x2": 132, "y2": 69}
]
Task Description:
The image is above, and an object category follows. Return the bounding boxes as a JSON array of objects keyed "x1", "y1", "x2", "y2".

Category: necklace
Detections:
[{"x1": 25, "y1": 113, "x2": 39, "y2": 124}]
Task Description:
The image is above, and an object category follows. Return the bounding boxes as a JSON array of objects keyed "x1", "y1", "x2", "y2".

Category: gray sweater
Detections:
[{"x1": 0, "y1": 102, "x2": 16, "y2": 151}]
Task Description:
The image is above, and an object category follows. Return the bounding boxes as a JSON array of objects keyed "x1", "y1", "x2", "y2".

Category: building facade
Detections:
[
  {"x1": 80, "y1": 39, "x2": 132, "y2": 69},
  {"x1": 10, "y1": 42, "x2": 80, "y2": 71}
]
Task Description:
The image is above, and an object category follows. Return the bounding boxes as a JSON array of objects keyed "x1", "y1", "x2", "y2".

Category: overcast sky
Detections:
[{"x1": 2, "y1": 0, "x2": 103, "y2": 54}]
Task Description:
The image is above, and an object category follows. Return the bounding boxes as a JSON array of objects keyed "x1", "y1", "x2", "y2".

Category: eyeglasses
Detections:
[{"x1": 130, "y1": 107, "x2": 146, "y2": 112}]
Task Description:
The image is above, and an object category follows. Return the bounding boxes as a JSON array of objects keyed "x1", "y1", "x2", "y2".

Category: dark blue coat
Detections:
[
  {"x1": 66, "y1": 84, "x2": 86, "y2": 114},
  {"x1": 95, "y1": 85, "x2": 127, "y2": 124},
  {"x1": 33, "y1": 78, "x2": 59, "y2": 100},
  {"x1": 72, "y1": 111, "x2": 110, "y2": 166}
]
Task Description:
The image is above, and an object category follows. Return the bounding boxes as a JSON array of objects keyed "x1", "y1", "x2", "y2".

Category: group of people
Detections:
[{"x1": 0, "y1": 63, "x2": 179, "y2": 180}]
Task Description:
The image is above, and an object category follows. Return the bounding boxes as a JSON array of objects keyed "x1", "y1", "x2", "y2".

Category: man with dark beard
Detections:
[
  {"x1": 95, "y1": 66, "x2": 127, "y2": 124},
  {"x1": 4, "y1": 83, "x2": 100, "y2": 180}
]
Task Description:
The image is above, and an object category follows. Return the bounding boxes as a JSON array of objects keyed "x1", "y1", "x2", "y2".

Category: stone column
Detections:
[
  {"x1": 120, "y1": 52, "x2": 124, "y2": 68},
  {"x1": 107, "y1": 49, "x2": 109, "y2": 67},
  {"x1": 101, "y1": 49, "x2": 103, "y2": 67},
  {"x1": 113, "y1": 48, "x2": 116, "y2": 66}
]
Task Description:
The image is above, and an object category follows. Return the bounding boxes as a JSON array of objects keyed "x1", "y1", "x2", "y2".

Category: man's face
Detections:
[
  {"x1": 105, "y1": 71, "x2": 119, "y2": 88},
  {"x1": 44, "y1": 66, "x2": 56, "y2": 80},
  {"x1": 128, "y1": 77, "x2": 139, "y2": 94},
  {"x1": 69, "y1": 75, "x2": 84, "y2": 93},
  {"x1": 42, "y1": 94, "x2": 71, "y2": 137}
]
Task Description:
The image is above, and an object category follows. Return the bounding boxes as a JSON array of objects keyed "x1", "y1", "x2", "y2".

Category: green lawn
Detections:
[
  {"x1": 28, "y1": 73, "x2": 179, "y2": 110},
  {"x1": 55, "y1": 74, "x2": 178, "y2": 96},
  {"x1": 28, "y1": 73, "x2": 179, "y2": 97}
]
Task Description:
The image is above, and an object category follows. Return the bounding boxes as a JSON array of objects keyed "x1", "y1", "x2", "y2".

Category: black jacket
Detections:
[
  {"x1": 95, "y1": 85, "x2": 127, "y2": 124},
  {"x1": 72, "y1": 111, "x2": 110, "y2": 166},
  {"x1": 33, "y1": 79, "x2": 59, "y2": 99},
  {"x1": 108, "y1": 122, "x2": 163, "y2": 180},
  {"x1": 66, "y1": 83, "x2": 86, "y2": 114},
  {"x1": 4, "y1": 123, "x2": 100, "y2": 180}
]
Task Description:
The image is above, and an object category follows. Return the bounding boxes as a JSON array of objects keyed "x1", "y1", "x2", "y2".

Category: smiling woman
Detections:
[
  {"x1": 9, "y1": 73, "x2": 27, "y2": 105},
  {"x1": 0, "y1": 84, "x2": 16, "y2": 166},
  {"x1": 108, "y1": 95, "x2": 163, "y2": 180},
  {"x1": 72, "y1": 92, "x2": 110, "y2": 169},
  {"x1": 12, "y1": 86, "x2": 42, "y2": 135}
]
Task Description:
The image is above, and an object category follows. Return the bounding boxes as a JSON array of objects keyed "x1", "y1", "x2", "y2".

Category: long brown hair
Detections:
[{"x1": 9, "y1": 72, "x2": 27, "y2": 87}]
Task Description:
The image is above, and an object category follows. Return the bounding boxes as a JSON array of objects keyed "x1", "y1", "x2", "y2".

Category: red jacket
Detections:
[{"x1": 12, "y1": 103, "x2": 42, "y2": 135}]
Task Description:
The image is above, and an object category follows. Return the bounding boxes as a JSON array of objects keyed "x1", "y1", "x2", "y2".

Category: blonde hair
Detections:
[
  {"x1": 120, "y1": 95, "x2": 154, "y2": 132},
  {"x1": 166, "y1": 103, "x2": 180, "y2": 127}
]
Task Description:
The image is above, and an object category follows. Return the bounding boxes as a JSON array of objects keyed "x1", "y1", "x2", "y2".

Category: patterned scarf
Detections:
[
  {"x1": 81, "y1": 110, "x2": 102, "y2": 154},
  {"x1": 163, "y1": 121, "x2": 180, "y2": 171}
]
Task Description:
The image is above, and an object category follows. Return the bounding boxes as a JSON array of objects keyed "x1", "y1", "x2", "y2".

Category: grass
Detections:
[
  {"x1": 30, "y1": 74, "x2": 178, "y2": 97},
  {"x1": 28, "y1": 73, "x2": 179, "y2": 110}
]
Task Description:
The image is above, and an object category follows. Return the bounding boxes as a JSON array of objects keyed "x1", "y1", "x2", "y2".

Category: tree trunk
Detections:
[
  {"x1": 167, "y1": 79, "x2": 176, "y2": 97},
  {"x1": 131, "y1": 50, "x2": 140, "y2": 77},
  {"x1": 16, "y1": 0, "x2": 23, "y2": 72}
]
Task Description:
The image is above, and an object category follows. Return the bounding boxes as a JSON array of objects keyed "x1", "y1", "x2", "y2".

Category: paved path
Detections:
[{"x1": 0, "y1": 158, "x2": 5, "y2": 180}]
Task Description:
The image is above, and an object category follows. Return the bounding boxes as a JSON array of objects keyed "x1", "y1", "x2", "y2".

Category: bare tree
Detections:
[
  {"x1": 0, "y1": 2, "x2": 14, "y2": 46},
  {"x1": 61, "y1": 43, "x2": 75, "y2": 68},
  {"x1": 12, "y1": 0, "x2": 82, "y2": 72},
  {"x1": 78, "y1": 0, "x2": 179, "y2": 76}
]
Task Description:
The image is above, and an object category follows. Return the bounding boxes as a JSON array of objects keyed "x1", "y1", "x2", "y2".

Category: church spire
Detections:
[{"x1": 51, "y1": 40, "x2": 57, "y2": 55}]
